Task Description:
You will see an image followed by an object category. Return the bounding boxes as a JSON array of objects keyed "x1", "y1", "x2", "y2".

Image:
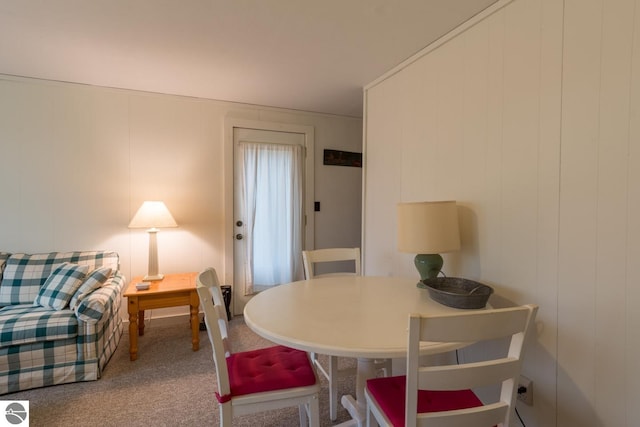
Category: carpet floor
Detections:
[{"x1": 2, "y1": 316, "x2": 357, "y2": 426}]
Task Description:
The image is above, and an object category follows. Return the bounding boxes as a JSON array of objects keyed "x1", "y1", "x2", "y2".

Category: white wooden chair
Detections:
[
  {"x1": 302, "y1": 248, "x2": 391, "y2": 421},
  {"x1": 197, "y1": 267, "x2": 320, "y2": 427},
  {"x1": 302, "y1": 247, "x2": 361, "y2": 278},
  {"x1": 365, "y1": 304, "x2": 538, "y2": 427}
]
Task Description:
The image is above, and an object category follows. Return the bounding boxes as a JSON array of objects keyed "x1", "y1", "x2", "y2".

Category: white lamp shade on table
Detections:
[
  {"x1": 397, "y1": 201, "x2": 460, "y2": 280},
  {"x1": 129, "y1": 201, "x2": 178, "y2": 281}
]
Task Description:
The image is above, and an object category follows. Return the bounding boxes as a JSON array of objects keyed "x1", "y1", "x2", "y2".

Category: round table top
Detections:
[{"x1": 243, "y1": 275, "x2": 474, "y2": 359}]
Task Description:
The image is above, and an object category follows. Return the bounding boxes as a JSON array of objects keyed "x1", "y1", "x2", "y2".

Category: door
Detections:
[{"x1": 233, "y1": 126, "x2": 313, "y2": 313}]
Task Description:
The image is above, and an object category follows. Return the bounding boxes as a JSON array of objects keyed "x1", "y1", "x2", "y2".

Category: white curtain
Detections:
[{"x1": 238, "y1": 141, "x2": 303, "y2": 294}]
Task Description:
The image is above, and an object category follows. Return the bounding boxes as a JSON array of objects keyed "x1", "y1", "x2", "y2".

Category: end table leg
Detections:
[
  {"x1": 190, "y1": 302, "x2": 199, "y2": 351},
  {"x1": 138, "y1": 310, "x2": 145, "y2": 336},
  {"x1": 128, "y1": 310, "x2": 138, "y2": 361}
]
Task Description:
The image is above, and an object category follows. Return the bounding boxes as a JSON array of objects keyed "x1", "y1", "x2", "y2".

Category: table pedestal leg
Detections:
[{"x1": 338, "y1": 358, "x2": 376, "y2": 427}]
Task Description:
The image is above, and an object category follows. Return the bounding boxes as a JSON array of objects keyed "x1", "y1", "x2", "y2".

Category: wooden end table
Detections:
[{"x1": 123, "y1": 272, "x2": 200, "y2": 361}]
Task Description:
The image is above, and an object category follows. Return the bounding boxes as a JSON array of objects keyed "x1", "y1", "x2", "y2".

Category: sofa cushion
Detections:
[
  {"x1": 0, "y1": 251, "x2": 120, "y2": 306},
  {"x1": 0, "y1": 305, "x2": 78, "y2": 347},
  {"x1": 69, "y1": 267, "x2": 112, "y2": 310},
  {"x1": 34, "y1": 263, "x2": 89, "y2": 310},
  {"x1": 0, "y1": 253, "x2": 63, "y2": 305}
]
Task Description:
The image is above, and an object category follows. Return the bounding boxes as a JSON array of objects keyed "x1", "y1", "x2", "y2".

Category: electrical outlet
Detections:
[{"x1": 517, "y1": 375, "x2": 533, "y2": 405}]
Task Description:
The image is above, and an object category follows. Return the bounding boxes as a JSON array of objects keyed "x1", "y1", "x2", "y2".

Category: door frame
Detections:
[{"x1": 224, "y1": 118, "x2": 315, "y2": 314}]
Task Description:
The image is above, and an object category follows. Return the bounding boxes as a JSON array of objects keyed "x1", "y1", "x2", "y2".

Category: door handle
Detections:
[{"x1": 235, "y1": 234, "x2": 243, "y2": 240}]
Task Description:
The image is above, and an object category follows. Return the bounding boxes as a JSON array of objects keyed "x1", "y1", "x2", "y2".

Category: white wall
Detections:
[
  {"x1": 363, "y1": 0, "x2": 640, "y2": 426},
  {"x1": 0, "y1": 75, "x2": 363, "y2": 319}
]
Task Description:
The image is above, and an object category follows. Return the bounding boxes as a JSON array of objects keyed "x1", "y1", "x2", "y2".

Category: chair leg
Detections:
[
  {"x1": 366, "y1": 403, "x2": 380, "y2": 427},
  {"x1": 219, "y1": 402, "x2": 232, "y2": 427},
  {"x1": 298, "y1": 403, "x2": 308, "y2": 426},
  {"x1": 328, "y1": 355, "x2": 339, "y2": 421},
  {"x1": 308, "y1": 394, "x2": 320, "y2": 426}
]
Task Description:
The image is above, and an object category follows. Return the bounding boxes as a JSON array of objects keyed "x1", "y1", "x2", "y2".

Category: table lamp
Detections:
[
  {"x1": 397, "y1": 201, "x2": 460, "y2": 281},
  {"x1": 129, "y1": 201, "x2": 178, "y2": 281}
]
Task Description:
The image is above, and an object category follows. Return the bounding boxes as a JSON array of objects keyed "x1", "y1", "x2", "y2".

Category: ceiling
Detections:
[{"x1": 0, "y1": 0, "x2": 497, "y2": 118}]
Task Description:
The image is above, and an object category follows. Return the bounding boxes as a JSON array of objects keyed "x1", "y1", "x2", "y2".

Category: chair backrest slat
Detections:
[
  {"x1": 301, "y1": 248, "x2": 361, "y2": 278},
  {"x1": 417, "y1": 358, "x2": 520, "y2": 391},
  {"x1": 416, "y1": 307, "x2": 531, "y2": 343}
]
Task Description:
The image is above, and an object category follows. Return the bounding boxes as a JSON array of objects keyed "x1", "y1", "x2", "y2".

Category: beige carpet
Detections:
[{"x1": 2, "y1": 316, "x2": 357, "y2": 426}]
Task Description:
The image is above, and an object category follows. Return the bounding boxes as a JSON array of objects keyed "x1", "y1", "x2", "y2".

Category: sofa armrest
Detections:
[{"x1": 75, "y1": 272, "x2": 125, "y2": 323}]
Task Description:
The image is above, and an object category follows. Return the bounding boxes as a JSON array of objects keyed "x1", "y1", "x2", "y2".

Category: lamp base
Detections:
[
  {"x1": 414, "y1": 253, "x2": 443, "y2": 281},
  {"x1": 142, "y1": 273, "x2": 164, "y2": 282}
]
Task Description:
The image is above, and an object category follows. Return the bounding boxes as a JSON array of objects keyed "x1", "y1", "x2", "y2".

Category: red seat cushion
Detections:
[
  {"x1": 366, "y1": 376, "x2": 484, "y2": 427},
  {"x1": 224, "y1": 345, "x2": 316, "y2": 400}
]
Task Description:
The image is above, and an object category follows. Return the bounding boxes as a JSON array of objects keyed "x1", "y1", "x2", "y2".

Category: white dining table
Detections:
[{"x1": 243, "y1": 275, "x2": 482, "y2": 427}]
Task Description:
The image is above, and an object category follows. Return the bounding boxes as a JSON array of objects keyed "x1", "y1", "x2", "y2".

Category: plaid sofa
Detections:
[{"x1": 0, "y1": 251, "x2": 125, "y2": 394}]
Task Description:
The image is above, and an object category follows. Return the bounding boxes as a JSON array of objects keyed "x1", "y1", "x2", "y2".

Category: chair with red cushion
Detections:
[
  {"x1": 197, "y1": 268, "x2": 320, "y2": 426},
  {"x1": 365, "y1": 304, "x2": 538, "y2": 427}
]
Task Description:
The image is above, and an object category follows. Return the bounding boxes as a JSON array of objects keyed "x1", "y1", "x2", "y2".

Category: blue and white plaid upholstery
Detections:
[
  {"x1": 0, "y1": 338, "x2": 88, "y2": 392},
  {"x1": 0, "y1": 251, "x2": 119, "y2": 306},
  {"x1": 77, "y1": 273, "x2": 124, "y2": 365},
  {"x1": 0, "y1": 305, "x2": 77, "y2": 346},
  {"x1": 0, "y1": 253, "x2": 62, "y2": 305},
  {"x1": 69, "y1": 267, "x2": 112, "y2": 310},
  {"x1": 0, "y1": 251, "x2": 124, "y2": 395},
  {"x1": 33, "y1": 263, "x2": 89, "y2": 310}
]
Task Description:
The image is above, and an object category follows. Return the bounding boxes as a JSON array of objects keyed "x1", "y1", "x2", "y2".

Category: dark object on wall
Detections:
[
  {"x1": 323, "y1": 149, "x2": 362, "y2": 167},
  {"x1": 419, "y1": 277, "x2": 493, "y2": 309}
]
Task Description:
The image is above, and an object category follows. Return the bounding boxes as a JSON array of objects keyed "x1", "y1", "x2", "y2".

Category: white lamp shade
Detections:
[
  {"x1": 397, "y1": 201, "x2": 460, "y2": 254},
  {"x1": 128, "y1": 201, "x2": 178, "y2": 229}
]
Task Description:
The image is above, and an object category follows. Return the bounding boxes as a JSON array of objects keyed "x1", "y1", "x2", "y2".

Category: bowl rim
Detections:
[{"x1": 420, "y1": 277, "x2": 494, "y2": 297}]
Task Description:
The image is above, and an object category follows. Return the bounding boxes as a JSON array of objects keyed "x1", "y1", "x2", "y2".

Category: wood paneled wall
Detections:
[{"x1": 363, "y1": 0, "x2": 640, "y2": 425}]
